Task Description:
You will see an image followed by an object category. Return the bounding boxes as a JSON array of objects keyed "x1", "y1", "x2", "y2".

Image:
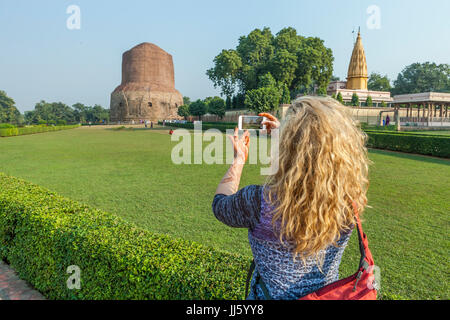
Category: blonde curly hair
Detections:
[{"x1": 265, "y1": 96, "x2": 370, "y2": 266}]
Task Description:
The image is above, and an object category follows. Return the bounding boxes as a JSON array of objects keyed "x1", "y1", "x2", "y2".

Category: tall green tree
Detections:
[
  {"x1": 207, "y1": 96, "x2": 226, "y2": 119},
  {"x1": 280, "y1": 83, "x2": 291, "y2": 104},
  {"x1": 177, "y1": 105, "x2": 190, "y2": 120},
  {"x1": 25, "y1": 101, "x2": 109, "y2": 125},
  {"x1": 206, "y1": 49, "x2": 243, "y2": 99},
  {"x1": 207, "y1": 27, "x2": 333, "y2": 98},
  {"x1": 0, "y1": 90, "x2": 21, "y2": 124},
  {"x1": 189, "y1": 99, "x2": 207, "y2": 121},
  {"x1": 295, "y1": 37, "x2": 334, "y2": 94},
  {"x1": 351, "y1": 93, "x2": 360, "y2": 106},
  {"x1": 28, "y1": 101, "x2": 74, "y2": 124},
  {"x1": 244, "y1": 87, "x2": 281, "y2": 114},
  {"x1": 392, "y1": 62, "x2": 450, "y2": 95},
  {"x1": 232, "y1": 93, "x2": 245, "y2": 109},
  {"x1": 368, "y1": 73, "x2": 391, "y2": 92},
  {"x1": 73, "y1": 103, "x2": 87, "y2": 123},
  {"x1": 90, "y1": 104, "x2": 109, "y2": 123},
  {"x1": 183, "y1": 96, "x2": 191, "y2": 106},
  {"x1": 366, "y1": 95, "x2": 373, "y2": 107},
  {"x1": 225, "y1": 96, "x2": 232, "y2": 110},
  {"x1": 336, "y1": 92, "x2": 344, "y2": 104},
  {"x1": 244, "y1": 73, "x2": 282, "y2": 113}
]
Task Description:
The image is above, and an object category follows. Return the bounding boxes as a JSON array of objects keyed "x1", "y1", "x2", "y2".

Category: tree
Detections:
[
  {"x1": 24, "y1": 101, "x2": 109, "y2": 125},
  {"x1": 177, "y1": 105, "x2": 190, "y2": 120},
  {"x1": 351, "y1": 93, "x2": 360, "y2": 106},
  {"x1": 207, "y1": 96, "x2": 226, "y2": 119},
  {"x1": 203, "y1": 96, "x2": 214, "y2": 106},
  {"x1": 366, "y1": 96, "x2": 373, "y2": 107},
  {"x1": 183, "y1": 96, "x2": 191, "y2": 106},
  {"x1": 73, "y1": 103, "x2": 88, "y2": 123},
  {"x1": 91, "y1": 104, "x2": 109, "y2": 123},
  {"x1": 336, "y1": 92, "x2": 344, "y2": 104},
  {"x1": 0, "y1": 90, "x2": 21, "y2": 124},
  {"x1": 28, "y1": 101, "x2": 75, "y2": 124},
  {"x1": 207, "y1": 27, "x2": 333, "y2": 99},
  {"x1": 368, "y1": 73, "x2": 391, "y2": 92},
  {"x1": 189, "y1": 99, "x2": 207, "y2": 121},
  {"x1": 244, "y1": 72, "x2": 283, "y2": 113},
  {"x1": 206, "y1": 49, "x2": 243, "y2": 98},
  {"x1": 232, "y1": 93, "x2": 245, "y2": 109},
  {"x1": 392, "y1": 62, "x2": 450, "y2": 95},
  {"x1": 245, "y1": 86, "x2": 281, "y2": 114},
  {"x1": 258, "y1": 72, "x2": 277, "y2": 88},
  {"x1": 317, "y1": 87, "x2": 327, "y2": 96},
  {"x1": 280, "y1": 83, "x2": 291, "y2": 104},
  {"x1": 295, "y1": 37, "x2": 334, "y2": 94},
  {"x1": 225, "y1": 96, "x2": 232, "y2": 110}
]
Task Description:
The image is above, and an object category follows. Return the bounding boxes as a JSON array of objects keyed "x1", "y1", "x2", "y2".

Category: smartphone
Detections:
[{"x1": 238, "y1": 116, "x2": 267, "y2": 130}]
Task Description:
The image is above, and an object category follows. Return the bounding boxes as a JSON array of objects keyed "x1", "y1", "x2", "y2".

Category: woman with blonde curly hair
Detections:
[{"x1": 212, "y1": 96, "x2": 370, "y2": 299}]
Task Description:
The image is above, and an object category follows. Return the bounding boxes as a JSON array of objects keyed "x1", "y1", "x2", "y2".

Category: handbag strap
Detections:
[
  {"x1": 245, "y1": 259, "x2": 272, "y2": 300},
  {"x1": 352, "y1": 202, "x2": 370, "y2": 269},
  {"x1": 244, "y1": 260, "x2": 255, "y2": 299}
]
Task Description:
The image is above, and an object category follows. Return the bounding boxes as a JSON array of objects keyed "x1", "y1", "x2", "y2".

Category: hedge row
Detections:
[
  {"x1": 0, "y1": 173, "x2": 250, "y2": 299},
  {"x1": 0, "y1": 125, "x2": 80, "y2": 137},
  {"x1": 365, "y1": 131, "x2": 450, "y2": 158}
]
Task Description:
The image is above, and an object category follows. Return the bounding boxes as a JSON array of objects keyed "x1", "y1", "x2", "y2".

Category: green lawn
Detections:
[
  {"x1": 0, "y1": 126, "x2": 449, "y2": 299},
  {"x1": 403, "y1": 130, "x2": 450, "y2": 136}
]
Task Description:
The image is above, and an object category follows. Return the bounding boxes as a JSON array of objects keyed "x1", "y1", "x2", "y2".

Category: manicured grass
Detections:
[
  {"x1": 402, "y1": 130, "x2": 450, "y2": 136},
  {"x1": 0, "y1": 126, "x2": 448, "y2": 299}
]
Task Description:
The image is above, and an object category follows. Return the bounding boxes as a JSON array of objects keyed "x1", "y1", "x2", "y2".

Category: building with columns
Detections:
[
  {"x1": 327, "y1": 31, "x2": 392, "y2": 106},
  {"x1": 392, "y1": 92, "x2": 450, "y2": 127}
]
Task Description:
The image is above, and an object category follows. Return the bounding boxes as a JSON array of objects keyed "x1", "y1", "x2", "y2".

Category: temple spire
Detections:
[{"x1": 346, "y1": 30, "x2": 368, "y2": 90}]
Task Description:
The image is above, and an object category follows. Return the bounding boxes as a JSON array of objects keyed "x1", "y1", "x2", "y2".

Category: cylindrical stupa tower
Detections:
[{"x1": 110, "y1": 43, "x2": 183, "y2": 122}]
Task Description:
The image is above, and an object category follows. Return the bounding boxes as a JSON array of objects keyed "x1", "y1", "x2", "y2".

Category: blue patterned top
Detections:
[{"x1": 212, "y1": 185, "x2": 353, "y2": 300}]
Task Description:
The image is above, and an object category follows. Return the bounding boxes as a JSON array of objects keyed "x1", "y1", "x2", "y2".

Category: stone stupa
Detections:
[{"x1": 110, "y1": 42, "x2": 183, "y2": 123}]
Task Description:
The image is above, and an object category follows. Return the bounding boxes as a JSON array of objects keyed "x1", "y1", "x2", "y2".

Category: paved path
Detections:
[{"x1": 0, "y1": 261, "x2": 45, "y2": 300}]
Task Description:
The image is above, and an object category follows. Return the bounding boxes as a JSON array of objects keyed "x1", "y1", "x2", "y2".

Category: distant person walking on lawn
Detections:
[
  {"x1": 212, "y1": 96, "x2": 370, "y2": 299},
  {"x1": 386, "y1": 115, "x2": 390, "y2": 126}
]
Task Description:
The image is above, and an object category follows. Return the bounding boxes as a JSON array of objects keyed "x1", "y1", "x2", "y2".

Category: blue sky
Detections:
[{"x1": 1, "y1": 0, "x2": 449, "y2": 112}]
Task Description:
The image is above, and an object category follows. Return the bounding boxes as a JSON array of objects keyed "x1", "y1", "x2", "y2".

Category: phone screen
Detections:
[{"x1": 240, "y1": 116, "x2": 264, "y2": 130}]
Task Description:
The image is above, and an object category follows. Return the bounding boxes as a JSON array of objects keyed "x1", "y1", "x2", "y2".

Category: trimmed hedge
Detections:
[
  {"x1": 0, "y1": 173, "x2": 250, "y2": 299},
  {"x1": 365, "y1": 131, "x2": 450, "y2": 158},
  {"x1": 0, "y1": 124, "x2": 80, "y2": 137}
]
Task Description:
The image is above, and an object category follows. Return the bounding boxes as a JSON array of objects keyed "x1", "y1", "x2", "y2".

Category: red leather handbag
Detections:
[{"x1": 245, "y1": 203, "x2": 378, "y2": 300}]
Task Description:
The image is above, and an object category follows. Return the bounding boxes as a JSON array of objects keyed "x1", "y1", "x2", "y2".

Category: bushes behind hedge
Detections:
[
  {"x1": 0, "y1": 124, "x2": 80, "y2": 137},
  {"x1": 0, "y1": 173, "x2": 250, "y2": 299},
  {"x1": 365, "y1": 131, "x2": 450, "y2": 158}
]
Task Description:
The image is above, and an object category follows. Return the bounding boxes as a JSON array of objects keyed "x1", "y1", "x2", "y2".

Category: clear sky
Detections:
[{"x1": 1, "y1": 0, "x2": 449, "y2": 112}]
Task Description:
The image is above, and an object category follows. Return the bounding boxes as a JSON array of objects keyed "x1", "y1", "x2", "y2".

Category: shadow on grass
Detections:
[{"x1": 369, "y1": 148, "x2": 450, "y2": 166}]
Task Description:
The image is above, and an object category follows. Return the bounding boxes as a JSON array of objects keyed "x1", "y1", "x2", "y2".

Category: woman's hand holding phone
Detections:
[{"x1": 258, "y1": 113, "x2": 280, "y2": 134}]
